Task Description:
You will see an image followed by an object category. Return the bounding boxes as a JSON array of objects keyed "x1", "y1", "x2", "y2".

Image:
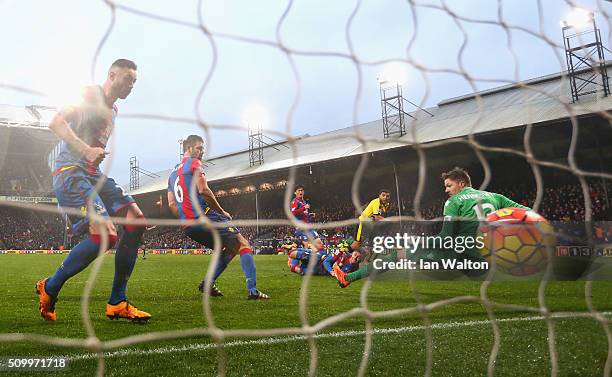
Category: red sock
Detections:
[{"x1": 239, "y1": 247, "x2": 252, "y2": 256}]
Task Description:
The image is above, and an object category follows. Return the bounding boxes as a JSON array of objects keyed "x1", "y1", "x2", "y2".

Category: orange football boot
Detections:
[
  {"x1": 106, "y1": 300, "x2": 151, "y2": 323},
  {"x1": 35, "y1": 278, "x2": 57, "y2": 321},
  {"x1": 333, "y1": 264, "x2": 350, "y2": 288}
]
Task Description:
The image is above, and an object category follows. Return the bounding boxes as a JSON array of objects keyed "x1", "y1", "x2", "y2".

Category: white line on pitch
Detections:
[{"x1": 67, "y1": 311, "x2": 612, "y2": 361}]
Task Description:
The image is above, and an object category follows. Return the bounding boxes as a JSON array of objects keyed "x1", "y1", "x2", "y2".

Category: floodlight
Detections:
[
  {"x1": 563, "y1": 8, "x2": 594, "y2": 29},
  {"x1": 242, "y1": 104, "x2": 269, "y2": 128},
  {"x1": 378, "y1": 62, "x2": 408, "y2": 86}
]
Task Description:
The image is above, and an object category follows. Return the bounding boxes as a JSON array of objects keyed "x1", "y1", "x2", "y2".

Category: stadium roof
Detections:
[
  {"x1": 0, "y1": 105, "x2": 59, "y2": 156},
  {"x1": 129, "y1": 68, "x2": 612, "y2": 195},
  {"x1": 0, "y1": 104, "x2": 57, "y2": 129}
]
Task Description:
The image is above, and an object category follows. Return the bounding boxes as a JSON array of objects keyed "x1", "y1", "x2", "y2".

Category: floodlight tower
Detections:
[
  {"x1": 380, "y1": 82, "x2": 407, "y2": 138},
  {"x1": 178, "y1": 139, "x2": 184, "y2": 161},
  {"x1": 129, "y1": 156, "x2": 160, "y2": 191},
  {"x1": 245, "y1": 104, "x2": 267, "y2": 167},
  {"x1": 244, "y1": 104, "x2": 288, "y2": 167},
  {"x1": 562, "y1": 8, "x2": 610, "y2": 102},
  {"x1": 242, "y1": 104, "x2": 269, "y2": 166},
  {"x1": 129, "y1": 156, "x2": 139, "y2": 191},
  {"x1": 248, "y1": 124, "x2": 264, "y2": 167},
  {"x1": 378, "y1": 62, "x2": 432, "y2": 138}
]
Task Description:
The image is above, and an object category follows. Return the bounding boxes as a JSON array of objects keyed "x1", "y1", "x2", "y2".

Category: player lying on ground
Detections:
[
  {"x1": 288, "y1": 241, "x2": 361, "y2": 276},
  {"x1": 167, "y1": 135, "x2": 269, "y2": 300},
  {"x1": 291, "y1": 185, "x2": 324, "y2": 250},
  {"x1": 37, "y1": 59, "x2": 151, "y2": 322},
  {"x1": 334, "y1": 167, "x2": 531, "y2": 287},
  {"x1": 349, "y1": 189, "x2": 391, "y2": 253},
  {"x1": 287, "y1": 249, "x2": 328, "y2": 276}
]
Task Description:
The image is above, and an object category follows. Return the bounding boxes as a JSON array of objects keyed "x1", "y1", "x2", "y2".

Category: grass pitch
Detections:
[{"x1": 0, "y1": 254, "x2": 610, "y2": 377}]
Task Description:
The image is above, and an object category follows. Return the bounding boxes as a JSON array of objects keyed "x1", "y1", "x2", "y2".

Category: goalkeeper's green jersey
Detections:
[{"x1": 438, "y1": 187, "x2": 530, "y2": 239}]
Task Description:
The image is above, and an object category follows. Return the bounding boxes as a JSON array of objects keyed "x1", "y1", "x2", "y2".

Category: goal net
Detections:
[{"x1": 0, "y1": 1, "x2": 611, "y2": 376}]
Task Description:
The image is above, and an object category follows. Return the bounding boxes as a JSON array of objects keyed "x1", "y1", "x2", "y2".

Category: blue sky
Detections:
[{"x1": 1, "y1": 0, "x2": 610, "y2": 185}]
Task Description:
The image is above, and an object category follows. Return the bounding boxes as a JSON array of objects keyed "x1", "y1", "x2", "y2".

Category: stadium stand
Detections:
[
  {"x1": 1, "y1": 180, "x2": 608, "y2": 250},
  {"x1": 0, "y1": 105, "x2": 63, "y2": 249},
  {"x1": 0, "y1": 207, "x2": 64, "y2": 250},
  {"x1": 0, "y1": 72, "x2": 610, "y2": 250}
]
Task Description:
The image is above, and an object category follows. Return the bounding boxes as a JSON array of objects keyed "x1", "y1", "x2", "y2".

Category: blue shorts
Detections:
[
  {"x1": 298, "y1": 254, "x2": 325, "y2": 276},
  {"x1": 295, "y1": 229, "x2": 319, "y2": 242},
  {"x1": 53, "y1": 167, "x2": 135, "y2": 236},
  {"x1": 184, "y1": 210, "x2": 241, "y2": 249}
]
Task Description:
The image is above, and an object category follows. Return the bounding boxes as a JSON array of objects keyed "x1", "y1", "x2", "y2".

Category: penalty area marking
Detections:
[{"x1": 68, "y1": 311, "x2": 612, "y2": 361}]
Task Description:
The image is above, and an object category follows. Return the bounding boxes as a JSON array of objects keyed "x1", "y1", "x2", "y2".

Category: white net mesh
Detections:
[{"x1": 0, "y1": 1, "x2": 611, "y2": 376}]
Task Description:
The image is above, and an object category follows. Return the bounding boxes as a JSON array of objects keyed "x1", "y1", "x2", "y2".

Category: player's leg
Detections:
[
  {"x1": 45, "y1": 220, "x2": 117, "y2": 295},
  {"x1": 308, "y1": 252, "x2": 325, "y2": 276},
  {"x1": 288, "y1": 256, "x2": 303, "y2": 275},
  {"x1": 292, "y1": 249, "x2": 324, "y2": 276},
  {"x1": 295, "y1": 229, "x2": 322, "y2": 251},
  {"x1": 288, "y1": 247, "x2": 311, "y2": 261},
  {"x1": 232, "y1": 233, "x2": 269, "y2": 299},
  {"x1": 349, "y1": 221, "x2": 364, "y2": 252},
  {"x1": 201, "y1": 247, "x2": 234, "y2": 296},
  {"x1": 205, "y1": 210, "x2": 269, "y2": 299},
  {"x1": 308, "y1": 230, "x2": 324, "y2": 251},
  {"x1": 410, "y1": 245, "x2": 487, "y2": 279},
  {"x1": 38, "y1": 170, "x2": 117, "y2": 321},
  {"x1": 40, "y1": 220, "x2": 117, "y2": 320},
  {"x1": 183, "y1": 225, "x2": 231, "y2": 296},
  {"x1": 99, "y1": 176, "x2": 150, "y2": 321},
  {"x1": 108, "y1": 203, "x2": 145, "y2": 304},
  {"x1": 294, "y1": 229, "x2": 309, "y2": 250},
  {"x1": 334, "y1": 250, "x2": 397, "y2": 287},
  {"x1": 411, "y1": 247, "x2": 487, "y2": 277}
]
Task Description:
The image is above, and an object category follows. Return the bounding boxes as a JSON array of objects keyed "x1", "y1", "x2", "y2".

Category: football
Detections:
[{"x1": 478, "y1": 207, "x2": 556, "y2": 276}]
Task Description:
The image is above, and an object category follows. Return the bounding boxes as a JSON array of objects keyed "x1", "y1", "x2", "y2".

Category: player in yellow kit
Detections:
[{"x1": 349, "y1": 189, "x2": 391, "y2": 252}]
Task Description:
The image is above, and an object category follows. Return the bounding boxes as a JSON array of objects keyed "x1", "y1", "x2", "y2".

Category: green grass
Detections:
[{"x1": 0, "y1": 254, "x2": 610, "y2": 377}]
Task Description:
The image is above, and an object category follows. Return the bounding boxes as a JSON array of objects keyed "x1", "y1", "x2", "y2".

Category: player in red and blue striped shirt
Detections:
[
  {"x1": 167, "y1": 135, "x2": 269, "y2": 300},
  {"x1": 290, "y1": 185, "x2": 324, "y2": 250},
  {"x1": 37, "y1": 59, "x2": 150, "y2": 322}
]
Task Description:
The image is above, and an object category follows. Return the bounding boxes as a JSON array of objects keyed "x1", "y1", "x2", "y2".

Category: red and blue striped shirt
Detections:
[{"x1": 167, "y1": 156, "x2": 209, "y2": 223}]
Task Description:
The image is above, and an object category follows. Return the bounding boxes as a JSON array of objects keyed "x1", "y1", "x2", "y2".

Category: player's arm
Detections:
[
  {"x1": 167, "y1": 191, "x2": 179, "y2": 218},
  {"x1": 291, "y1": 199, "x2": 306, "y2": 215},
  {"x1": 194, "y1": 169, "x2": 228, "y2": 217},
  {"x1": 322, "y1": 253, "x2": 336, "y2": 275},
  {"x1": 497, "y1": 194, "x2": 531, "y2": 211},
  {"x1": 306, "y1": 201, "x2": 315, "y2": 217},
  {"x1": 436, "y1": 199, "x2": 459, "y2": 239},
  {"x1": 166, "y1": 177, "x2": 180, "y2": 218},
  {"x1": 48, "y1": 107, "x2": 106, "y2": 163}
]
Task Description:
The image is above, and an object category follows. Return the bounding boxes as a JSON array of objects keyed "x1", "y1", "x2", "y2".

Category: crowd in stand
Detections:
[
  {"x1": 0, "y1": 181, "x2": 610, "y2": 250},
  {"x1": 0, "y1": 207, "x2": 64, "y2": 249},
  {"x1": 141, "y1": 226, "x2": 201, "y2": 249},
  {"x1": 0, "y1": 160, "x2": 52, "y2": 197},
  {"x1": 410, "y1": 182, "x2": 610, "y2": 221}
]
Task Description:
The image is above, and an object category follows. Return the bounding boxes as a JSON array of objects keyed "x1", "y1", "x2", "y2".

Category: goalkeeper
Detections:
[{"x1": 334, "y1": 167, "x2": 530, "y2": 287}]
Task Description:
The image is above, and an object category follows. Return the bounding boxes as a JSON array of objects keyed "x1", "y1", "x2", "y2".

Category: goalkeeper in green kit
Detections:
[{"x1": 334, "y1": 167, "x2": 531, "y2": 287}]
